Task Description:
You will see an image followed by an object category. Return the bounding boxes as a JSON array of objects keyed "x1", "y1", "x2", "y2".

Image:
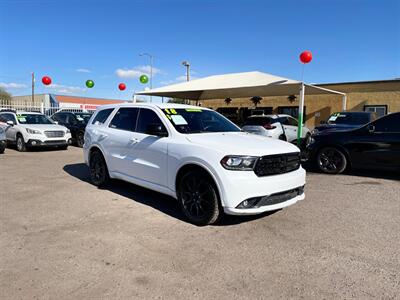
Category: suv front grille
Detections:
[
  {"x1": 44, "y1": 131, "x2": 65, "y2": 138},
  {"x1": 254, "y1": 152, "x2": 300, "y2": 176}
]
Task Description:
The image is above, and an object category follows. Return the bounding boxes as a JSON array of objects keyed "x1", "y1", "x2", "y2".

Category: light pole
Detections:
[
  {"x1": 182, "y1": 60, "x2": 190, "y2": 82},
  {"x1": 182, "y1": 61, "x2": 190, "y2": 104},
  {"x1": 140, "y1": 53, "x2": 154, "y2": 102}
]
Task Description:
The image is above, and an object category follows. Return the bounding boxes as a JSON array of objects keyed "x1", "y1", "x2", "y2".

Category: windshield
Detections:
[
  {"x1": 75, "y1": 113, "x2": 92, "y2": 124},
  {"x1": 162, "y1": 108, "x2": 240, "y2": 134},
  {"x1": 17, "y1": 114, "x2": 54, "y2": 125},
  {"x1": 327, "y1": 113, "x2": 370, "y2": 125}
]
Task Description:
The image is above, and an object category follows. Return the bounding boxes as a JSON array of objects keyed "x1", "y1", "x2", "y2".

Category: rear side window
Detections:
[
  {"x1": 136, "y1": 108, "x2": 166, "y2": 134},
  {"x1": 372, "y1": 113, "x2": 400, "y2": 133},
  {"x1": 109, "y1": 108, "x2": 139, "y2": 132},
  {"x1": 92, "y1": 108, "x2": 114, "y2": 125},
  {"x1": 244, "y1": 117, "x2": 272, "y2": 126}
]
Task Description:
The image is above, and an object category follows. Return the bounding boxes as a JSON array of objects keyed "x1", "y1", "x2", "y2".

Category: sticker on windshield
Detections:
[
  {"x1": 328, "y1": 115, "x2": 338, "y2": 121},
  {"x1": 76, "y1": 117, "x2": 84, "y2": 121},
  {"x1": 170, "y1": 115, "x2": 188, "y2": 125},
  {"x1": 16, "y1": 115, "x2": 26, "y2": 122},
  {"x1": 164, "y1": 108, "x2": 177, "y2": 115},
  {"x1": 185, "y1": 108, "x2": 202, "y2": 112}
]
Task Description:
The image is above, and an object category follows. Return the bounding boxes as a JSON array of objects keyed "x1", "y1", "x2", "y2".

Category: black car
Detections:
[
  {"x1": 313, "y1": 111, "x2": 377, "y2": 133},
  {"x1": 307, "y1": 112, "x2": 400, "y2": 174},
  {"x1": 51, "y1": 112, "x2": 92, "y2": 147}
]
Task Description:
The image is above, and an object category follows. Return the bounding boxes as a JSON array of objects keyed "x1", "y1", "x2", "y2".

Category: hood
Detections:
[
  {"x1": 185, "y1": 132, "x2": 300, "y2": 156},
  {"x1": 19, "y1": 124, "x2": 68, "y2": 132}
]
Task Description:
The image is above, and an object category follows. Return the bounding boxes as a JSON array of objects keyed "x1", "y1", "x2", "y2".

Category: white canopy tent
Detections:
[{"x1": 135, "y1": 71, "x2": 346, "y2": 144}]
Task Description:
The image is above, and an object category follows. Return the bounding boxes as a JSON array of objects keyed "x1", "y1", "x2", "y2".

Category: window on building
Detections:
[{"x1": 364, "y1": 105, "x2": 387, "y2": 118}]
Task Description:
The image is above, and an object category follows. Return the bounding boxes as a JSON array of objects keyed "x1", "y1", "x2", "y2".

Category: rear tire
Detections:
[
  {"x1": 89, "y1": 150, "x2": 110, "y2": 187},
  {"x1": 16, "y1": 134, "x2": 26, "y2": 152},
  {"x1": 317, "y1": 147, "x2": 347, "y2": 174},
  {"x1": 177, "y1": 170, "x2": 221, "y2": 226},
  {"x1": 0, "y1": 144, "x2": 5, "y2": 154},
  {"x1": 59, "y1": 145, "x2": 68, "y2": 150}
]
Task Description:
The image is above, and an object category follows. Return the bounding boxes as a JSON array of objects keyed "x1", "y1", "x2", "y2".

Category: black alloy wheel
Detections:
[
  {"x1": 16, "y1": 134, "x2": 26, "y2": 152},
  {"x1": 89, "y1": 151, "x2": 110, "y2": 186},
  {"x1": 178, "y1": 170, "x2": 220, "y2": 226},
  {"x1": 77, "y1": 132, "x2": 85, "y2": 148},
  {"x1": 317, "y1": 147, "x2": 347, "y2": 174}
]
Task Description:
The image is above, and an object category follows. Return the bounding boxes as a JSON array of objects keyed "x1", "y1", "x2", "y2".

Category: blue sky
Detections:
[{"x1": 0, "y1": 0, "x2": 399, "y2": 101}]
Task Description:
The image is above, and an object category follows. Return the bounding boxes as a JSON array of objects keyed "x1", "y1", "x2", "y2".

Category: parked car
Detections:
[
  {"x1": 0, "y1": 111, "x2": 72, "y2": 151},
  {"x1": 307, "y1": 112, "x2": 400, "y2": 174},
  {"x1": 313, "y1": 111, "x2": 377, "y2": 134},
  {"x1": 242, "y1": 114, "x2": 311, "y2": 144},
  {"x1": 0, "y1": 125, "x2": 6, "y2": 154},
  {"x1": 52, "y1": 111, "x2": 93, "y2": 147},
  {"x1": 84, "y1": 103, "x2": 306, "y2": 225}
]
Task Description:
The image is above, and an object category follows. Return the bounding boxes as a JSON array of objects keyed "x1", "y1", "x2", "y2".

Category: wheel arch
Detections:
[
  {"x1": 175, "y1": 163, "x2": 225, "y2": 206},
  {"x1": 88, "y1": 145, "x2": 107, "y2": 164}
]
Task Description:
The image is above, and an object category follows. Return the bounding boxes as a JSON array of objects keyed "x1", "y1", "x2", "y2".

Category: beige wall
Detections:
[{"x1": 196, "y1": 81, "x2": 400, "y2": 128}]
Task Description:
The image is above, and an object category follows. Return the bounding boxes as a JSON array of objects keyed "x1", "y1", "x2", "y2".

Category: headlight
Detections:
[
  {"x1": 311, "y1": 129, "x2": 318, "y2": 135},
  {"x1": 308, "y1": 137, "x2": 315, "y2": 145},
  {"x1": 26, "y1": 128, "x2": 41, "y2": 134},
  {"x1": 220, "y1": 155, "x2": 258, "y2": 171},
  {"x1": 66, "y1": 129, "x2": 71, "y2": 133}
]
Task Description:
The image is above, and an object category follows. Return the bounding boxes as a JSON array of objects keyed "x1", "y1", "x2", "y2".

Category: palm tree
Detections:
[{"x1": 250, "y1": 96, "x2": 262, "y2": 108}]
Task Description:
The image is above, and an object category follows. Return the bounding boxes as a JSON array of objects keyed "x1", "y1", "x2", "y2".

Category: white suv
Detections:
[
  {"x1": 0, "y1": 125, "x2": 6, "y2": 154},
  {"x1": 0, "y1": 111, "x2": 72, "y2": 151},
  {"x1": 84, "y1": 103, "x2": 306, "y2": 225}
]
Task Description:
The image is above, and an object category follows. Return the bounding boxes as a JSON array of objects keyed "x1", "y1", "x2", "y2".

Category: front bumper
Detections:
[
  {"x1": 0, "y1": 140, "x2": 6, "y2": 151},
  {"x1": 27, "y1": 139, "x2": 69, "y2": 147},
  {"x1": 218, "y1": 167, "x2": 306, "y2": 215}
]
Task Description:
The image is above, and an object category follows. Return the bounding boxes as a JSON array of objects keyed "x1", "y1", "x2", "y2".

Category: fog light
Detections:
[
  {"x1": 236, "y1": 197, "x2": 260, "y2": 209},
  {"x1": 31, "y1": 141, "x2": 37, "y2": 145}
]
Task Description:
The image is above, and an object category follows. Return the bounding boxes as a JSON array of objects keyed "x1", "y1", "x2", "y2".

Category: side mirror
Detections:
[
  {"x1": 6, "y1": 120, "x2": 14, "y2": 126},
  {"x1": 367, "y1": 125, "x2": 375, "y2": 133},
  {"x1": 320, "y1": 120, "x2": 326, "y2": 125},
  {"x1": 146, "y1": 124, "x2": 168, "y2": 137}
]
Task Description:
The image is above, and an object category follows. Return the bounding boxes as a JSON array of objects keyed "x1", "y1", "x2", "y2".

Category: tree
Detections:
[{"x1": 0, "y1": 87, "x2": 12, "y2": 105}]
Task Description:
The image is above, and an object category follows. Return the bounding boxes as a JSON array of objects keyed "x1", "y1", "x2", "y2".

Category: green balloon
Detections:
[
  {"x1": 86, "y1": 80, "x2": 95, "y2": 88},
  {"x1": 140, "y1": 75, "x2": 149, "y2": 84}
]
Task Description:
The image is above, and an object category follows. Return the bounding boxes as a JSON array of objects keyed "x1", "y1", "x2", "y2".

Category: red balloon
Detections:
[
  {"x1": 118, "y1": 83, "x2": 126, "y2": 91},
  {"x1": 42, "y1": 76, "x2": 52, "y2": 85},
  {"x1": 299, "y1": 51, "x2": 312, "y2": 64}
]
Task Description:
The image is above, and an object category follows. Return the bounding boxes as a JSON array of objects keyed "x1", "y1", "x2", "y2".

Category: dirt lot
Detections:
[{"x1": 0, "y1": 147, "x2": 399, "y2": 299}]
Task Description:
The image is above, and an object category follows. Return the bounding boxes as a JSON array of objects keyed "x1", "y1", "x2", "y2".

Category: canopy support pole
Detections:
[
  {"x1": 342, "y1": 94, "x2": 347, "y2": 111},
  {"x1": 297, "y1": 83, "x2": 305, "y2": 147}
]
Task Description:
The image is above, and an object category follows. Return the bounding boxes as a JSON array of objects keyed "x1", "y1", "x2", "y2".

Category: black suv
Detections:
[
  {"x1": 313, "y1": 111, "x2": 377, "y2": 133},
  {"x1": 51, "y1": 112, "x2": 92, "y2": 147},
  {"x1": 307, "y1": 112, "x2": 400, "y2": 174}
]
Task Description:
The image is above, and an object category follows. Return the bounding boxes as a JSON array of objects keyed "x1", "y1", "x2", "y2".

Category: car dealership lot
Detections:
[{"x1": 0, "y1": 147, "x2": 399, "y2": 299}]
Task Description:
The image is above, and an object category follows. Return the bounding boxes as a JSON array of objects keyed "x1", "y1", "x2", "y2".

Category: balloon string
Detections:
[{"x1": 301, "y1": 63, "x2": 305, "y2": 83}]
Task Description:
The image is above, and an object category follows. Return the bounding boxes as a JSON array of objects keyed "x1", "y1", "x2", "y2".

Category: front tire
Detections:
[
  {"x1": 16, "y1": 134, "x2": 26, "y2": 152},
  {"x1": 317, "y1": 147, "x2": 347, "y2": 174},
  {"x1": 89, "y1": 150, "x2": 110, "y2": 187},
  {"x1": 76, "y1": 132, "x2": 85, "y2": 148},
  {"x1": 178, "y1": 170, "x2": 221, "y2": 226}
]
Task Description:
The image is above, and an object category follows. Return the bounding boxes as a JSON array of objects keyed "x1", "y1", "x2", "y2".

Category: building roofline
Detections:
[{"x1": 315, "y1": 78, "x2": 400, "y2": 86}]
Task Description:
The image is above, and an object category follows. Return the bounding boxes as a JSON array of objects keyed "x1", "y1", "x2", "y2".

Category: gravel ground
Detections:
[{"x1": 0, "y1": 146, "x2": 399, "y2": 299}]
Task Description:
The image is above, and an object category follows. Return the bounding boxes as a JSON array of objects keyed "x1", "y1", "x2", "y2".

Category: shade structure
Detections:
[{"x1": 135, "y1": 71, "x2": 342, "y2": 100}]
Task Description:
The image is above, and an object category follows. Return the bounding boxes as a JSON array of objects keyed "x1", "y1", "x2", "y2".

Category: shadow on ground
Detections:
[{"x1": 63, "y1": 163, "x2": 278, "y2": 226}]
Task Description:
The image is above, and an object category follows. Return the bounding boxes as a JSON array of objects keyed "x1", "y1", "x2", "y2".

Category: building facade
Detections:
[{"x1": 198, "y1": 79, "x2": 400, "y2": 128}]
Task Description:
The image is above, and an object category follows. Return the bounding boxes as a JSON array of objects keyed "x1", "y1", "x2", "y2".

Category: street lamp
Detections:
[
  {"x1": 140, "y1": 53, "x2": 154, "y2": 102},
  {"x1": 181, "y1": 61, "x2": 190, "y2": 104},
  {"x1": 181, "y1": 61, "x2": 190, "y2": 82}
]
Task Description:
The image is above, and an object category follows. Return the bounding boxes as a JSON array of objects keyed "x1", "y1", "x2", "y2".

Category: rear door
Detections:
[
  {"x1": 279, "y1": 116, "x2": 297, "y2": 142},
  {"x1": 348, "y1": 114, "x2": 400, "y2": 169}
]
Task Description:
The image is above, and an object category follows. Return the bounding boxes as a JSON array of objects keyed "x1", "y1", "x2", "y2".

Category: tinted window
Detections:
[
  {"x1": 17, "y1": 114, "x2": 53, "y2": 124},
  {"x1": 162, "y1": 108, "x2": 240, "y2": 134},
  {"x1": 327, "y1": 112, "x2": 371, "y2": 125},
  {"x1": 0, "y1": 113, "x2": 16, "y2": 123},
  {"x1": 287, "y1": 117, "x2": 298, "y2": 126},
  {"x1": 372, "y1": 113, "x2": 400, "y2": 133},
  {"x1": 109, "y1": 108, "x2": 139, "y2": 131},
  {"x1": 279, "y1": 117, "x2": 289, "y2": 125},
  {"x1": 244, "y1": 117, "x2": 272, "y2": 126},
  {"x1": 137, "y1": 108, "x2": 166, "y2": 134},
  {"x1": 92, "y1": 108, "x2": 114, "y2": 125},
  {"x1": 53, "y1": 114, "x2": 67, "y2": 123}
]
